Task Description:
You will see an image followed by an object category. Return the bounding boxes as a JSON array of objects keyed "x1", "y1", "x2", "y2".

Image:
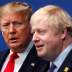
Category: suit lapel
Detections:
[
  {"x1": 19, "y1": 46, "x2": 38, "y2": 72},
  {"x1": 58, "y1": 50, "x2": 72, "y2": 72},
  {"x1": 0, "y1": 49, "x2": 10, "y2": 70}
]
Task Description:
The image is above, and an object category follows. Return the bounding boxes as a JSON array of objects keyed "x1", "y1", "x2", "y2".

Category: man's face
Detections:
[
  {"x1": 0, "y1": 12, "x2": 31, "y2": 52},
  {"x1": 31, "y1": 15, "x2": 64, "y2": 60}
]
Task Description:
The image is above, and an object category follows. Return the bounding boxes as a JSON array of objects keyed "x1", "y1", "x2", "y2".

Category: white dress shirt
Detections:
[{"x1": 1, "y1": 41, "x2": 33, "y2": 72}]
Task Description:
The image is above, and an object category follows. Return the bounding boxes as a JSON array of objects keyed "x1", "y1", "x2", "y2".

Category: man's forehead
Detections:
[{"x1": 1, "y1": 12, "x2": 27, "y2": 21}]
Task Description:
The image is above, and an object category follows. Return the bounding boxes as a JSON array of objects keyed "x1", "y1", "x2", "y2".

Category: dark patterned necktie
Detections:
[{"x1": 48, "y1": 63, "x2": 56, "y2": 72}]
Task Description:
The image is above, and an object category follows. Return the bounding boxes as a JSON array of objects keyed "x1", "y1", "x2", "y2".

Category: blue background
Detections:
[{"x1": 0, "y1": 0, "x2": 72, "y2": 51}]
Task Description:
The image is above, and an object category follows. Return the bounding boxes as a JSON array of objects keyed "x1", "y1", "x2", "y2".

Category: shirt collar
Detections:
[
  {"x1": 53, "y1": 43, "x2": 72, "y2": 69},
  {"x1": 10, "y1": 41, "x2": 33, "y2": 57}
]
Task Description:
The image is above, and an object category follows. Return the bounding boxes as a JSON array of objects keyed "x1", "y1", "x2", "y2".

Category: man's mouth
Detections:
[
  {"x1": 9, "y1": 37, "x2": 18, "y2": 43},
  {"x1": 35, "y1": 44, "x2": 44, "y2": 50}
]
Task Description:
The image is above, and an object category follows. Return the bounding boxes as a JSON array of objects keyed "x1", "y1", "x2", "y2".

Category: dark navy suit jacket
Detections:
[
  {"x1": 58, "y1": 50, "x2": 72, "y2": 72},
  {"x1": 0, "y1": 46, "x2": 49, "y2": 72}
]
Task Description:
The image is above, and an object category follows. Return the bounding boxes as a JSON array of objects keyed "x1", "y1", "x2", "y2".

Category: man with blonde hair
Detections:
[
  {"x1": 30, "y1": 5, "x2": 72, "y2": 72},
  {"x1": 0, "y1": 2, "x2": 49, "y2": 72}
]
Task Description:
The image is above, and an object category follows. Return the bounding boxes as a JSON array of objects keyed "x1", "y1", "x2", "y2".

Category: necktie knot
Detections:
[
  {"x1": 48, "y1": 63, "x2": 56, "y2": 72},
  {"x1": 10, "y1": 52, "x2": 19, "y2": 61}
]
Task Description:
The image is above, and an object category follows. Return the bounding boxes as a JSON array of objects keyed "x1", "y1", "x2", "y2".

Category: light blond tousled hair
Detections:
[
  {"x1": 0, "y1": 2, "x2": 32, "y2": 21},
  {"x1": 31, "y1": 5, "x2": 72, "y2": 36}
]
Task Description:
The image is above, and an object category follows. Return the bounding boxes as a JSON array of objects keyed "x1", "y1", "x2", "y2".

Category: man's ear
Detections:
[{"x1": 61, "y1": 29, "x2": 67, "y2": 40}]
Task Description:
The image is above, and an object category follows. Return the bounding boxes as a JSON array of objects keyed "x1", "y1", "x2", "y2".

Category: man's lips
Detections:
[
  {"x1": 35, "y1": 45, "x2": 44, "y2": 52},
  {"x1": 9, "y1": 37, "x2": 19, "y2": 43},
  {"x1": 35, "y1": 44, "x2": 44, "y2": 49}
]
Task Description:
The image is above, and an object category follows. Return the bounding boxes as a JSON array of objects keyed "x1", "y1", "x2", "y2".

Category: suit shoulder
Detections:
[{"x1": 0, "y1": 49, "x2": 9, "y2": 58}]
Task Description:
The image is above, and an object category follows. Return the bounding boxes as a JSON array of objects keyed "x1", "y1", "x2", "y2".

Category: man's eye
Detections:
[
  {"x1": 38, "y1": 30, "x2": 46, "y2": 35},
  {"x1": 40, "y1": 31, "x2": 45, "y2": 34},
  {"x1": 16, "y1": 22, "x2": 23, "y2": 25},
  {"x1": 2, "y1": 23, "x2": 9, "y2": 27}
]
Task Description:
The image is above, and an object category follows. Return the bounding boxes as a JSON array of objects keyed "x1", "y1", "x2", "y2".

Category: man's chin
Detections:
[
  {"x1": 37, "y1": 52, "x2": 48, "y2": 60},
  {"x1": 37, "y1": 52, "x2": 44, "y2": 57},
  {"x1": 8, "y1": 42, "x2": 20, "y2": 47},
  {"x1": 9, "y1": 46, "x2": 21, "y2": 53},
  {"x1": 8, "y1": 44, "x2": 20, "y2": 49}
]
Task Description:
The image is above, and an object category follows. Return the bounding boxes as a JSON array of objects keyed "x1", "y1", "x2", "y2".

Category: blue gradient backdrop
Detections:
[{"x1": 0, "y1": 0, "x2": 72, "y2": 51}]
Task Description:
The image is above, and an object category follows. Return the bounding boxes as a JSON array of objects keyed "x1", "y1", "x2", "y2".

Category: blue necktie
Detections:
[{"x1": 48, "y1": 63, "x2": 56, "y2": 72}]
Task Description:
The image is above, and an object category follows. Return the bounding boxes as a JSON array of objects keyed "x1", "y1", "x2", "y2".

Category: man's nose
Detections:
[
  {"x1": 32, "y1": 32, "x2": 39, "y2": 43},
  {"x1": 9, "y1": 23, "x2": 16, "y2": 34}
]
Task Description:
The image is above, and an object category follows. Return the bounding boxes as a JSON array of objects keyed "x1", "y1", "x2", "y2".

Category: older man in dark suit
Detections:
[
  {"x1": 0, "y1": 2, "x2": 49, "y2": 72},
  {"x1": 30, "y1": 5, "x2": 72, "y2": 72}
]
